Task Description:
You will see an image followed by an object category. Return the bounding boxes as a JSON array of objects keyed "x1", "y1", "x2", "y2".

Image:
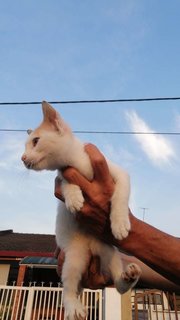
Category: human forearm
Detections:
[
  {"x1": 120, "y1": 252, "x2": 180, "y2": 293},
  {"x1": 116, "y1": 211, "x2": 180, "y2": 285}
]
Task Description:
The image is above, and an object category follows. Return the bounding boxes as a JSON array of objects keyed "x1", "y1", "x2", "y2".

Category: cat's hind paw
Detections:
[
  {"x1": 115, "y1": 263, "x2": 141, "y2": 294},
  {"x1": 65, "y1": 299, "x2": 87, "y2": 320},
  {"x1": 64, "y1": 184, "x2": 84, "y2": 214}
]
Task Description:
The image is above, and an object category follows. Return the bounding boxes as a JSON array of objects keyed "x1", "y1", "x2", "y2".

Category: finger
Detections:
[
  {"x1": 86, "y1": 256, "x2": 112, "y2": 289},
  {"x1": 62, "y1": 167, "x2": 92, "y2": 192},
  {"x1": 85, "y1": 143, "x2": 112, "y2": 184},
  {"x1": 89, "y1": 256, "x2": 101, "y2": 274},
  {"x1": 79, "y1": 202, "x2": 101, "y2": 217},
  {"x1": 54, "y1": 177, "x2": 64, "y2": 201},
  {"x1": 54, "y1": 246, "x2": 60, "y2": 259},
  {"x1": 57, "y1": 250, "x2": 65, "y2": 277},
  {"x1": 76, "y1": 214, "x2": 106, "y2": 235},
  {"x1": 78, "y1": 203, "x2": 105, "y2": 222},
  {"x1": 58, "y1": 250, "x2": 65, "y2": 264}
]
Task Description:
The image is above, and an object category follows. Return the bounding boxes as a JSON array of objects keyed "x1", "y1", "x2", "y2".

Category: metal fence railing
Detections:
[
  {"x1": 1, "y1": 284, "x2": 179, "y2": 320},
  {"x1": 0, "y1": 285, "x2": 103, "y2": 320},
  {"x1": 131, "y1": 289, "x2": 180, "y2": 320}
]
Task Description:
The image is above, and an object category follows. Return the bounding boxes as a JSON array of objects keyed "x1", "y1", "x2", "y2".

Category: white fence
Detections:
[
  {"x1": 0, "y1": 285, "x2": 103, "y2": 320},
  {"x1": 1, "y1": 285, "x2": 179, "y2": 320}
]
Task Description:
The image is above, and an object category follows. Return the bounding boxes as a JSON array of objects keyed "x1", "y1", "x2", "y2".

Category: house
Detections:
[{"x1": 0, "y1": 229, "x2": 59, "y2": 286}]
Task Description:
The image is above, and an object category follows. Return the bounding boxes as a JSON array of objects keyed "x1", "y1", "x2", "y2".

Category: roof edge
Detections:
[{"x1": 0, "y1": 251, "x2": 54, "y2": 258}]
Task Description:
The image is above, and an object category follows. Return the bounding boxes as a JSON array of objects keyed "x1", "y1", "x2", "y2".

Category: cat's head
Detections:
[{"x1": 21, "y1": 101, "x2": 73, "y2": 171}]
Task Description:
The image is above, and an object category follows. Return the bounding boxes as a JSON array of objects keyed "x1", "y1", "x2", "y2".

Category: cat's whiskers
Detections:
[
  {"x1": 25, "y1": 160, "x2": 35, "y2": 170},
  {"x1": 30, "y1": 161, "x2": 34, "y2": 169}
]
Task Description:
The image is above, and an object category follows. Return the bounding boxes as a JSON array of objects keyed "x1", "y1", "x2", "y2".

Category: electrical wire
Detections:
[
  {"x1": 1, "y1": 96, "x2": 180, "y2": 135},
  {"x1": 0, "y1": 128, "x2": 180, "y2": 135},
  {"x1": 1, "y1": 96, "x2": 180, "y2": 105}
]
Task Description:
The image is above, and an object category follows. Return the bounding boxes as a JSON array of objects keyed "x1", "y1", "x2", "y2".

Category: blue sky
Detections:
[{"x1": 0, "y1": 1, "x2": 180, "y2": 236}]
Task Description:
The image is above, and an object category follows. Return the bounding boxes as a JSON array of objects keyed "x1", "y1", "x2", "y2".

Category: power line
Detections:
[
  {"x1": 0, "y1": 128, "x2": 180, "y2": 135},
  {"x1": 1, "y1": 96, "x2": 180, "y2": 106},
  {"x1": 1, "y1": 96, "x2": 180, "y2": 135}
]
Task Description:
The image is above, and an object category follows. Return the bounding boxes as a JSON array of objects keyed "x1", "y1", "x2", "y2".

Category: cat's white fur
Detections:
[{"x1": 22, "y1": 101, "x2": 141, "y2": 320}]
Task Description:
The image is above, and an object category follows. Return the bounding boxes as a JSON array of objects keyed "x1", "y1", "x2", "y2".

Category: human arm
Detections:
[
  {"x1": 55, "y1": 143, "x2": 180, "y2": 285},
  {"x1": 116, "y1": 213, "x2": 180, "y2": 285}
]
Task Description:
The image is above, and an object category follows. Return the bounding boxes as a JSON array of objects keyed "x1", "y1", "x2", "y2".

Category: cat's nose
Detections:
[{"x1": 21, "y1": 154, "x2": 27, "y2": 162}]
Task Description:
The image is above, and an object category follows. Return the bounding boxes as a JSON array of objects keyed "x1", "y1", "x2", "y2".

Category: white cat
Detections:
[{"x1": 22, "y1": 101, "x2": 141, "y2": 320}]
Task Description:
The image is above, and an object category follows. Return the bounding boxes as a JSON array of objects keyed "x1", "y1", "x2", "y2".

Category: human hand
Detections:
[{"x1": 54, "y1": 143, "x2": 115, "y2": 234}]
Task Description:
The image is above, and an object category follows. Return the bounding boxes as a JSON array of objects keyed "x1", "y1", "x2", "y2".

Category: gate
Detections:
[
  {"x1": 131, "y1": 289, "x2": 180, "y2": 320},
  {"x1": 0, "y1": 285, "x2": 103, "y2": 320}
]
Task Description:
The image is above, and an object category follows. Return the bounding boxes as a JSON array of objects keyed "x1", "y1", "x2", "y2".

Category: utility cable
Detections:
[
  {"x1": 1, "y1": 96, "x2": 180, "y2": 106},
  {"x1": 0, "y1": 129, "x2": 180, "y2": 135}
]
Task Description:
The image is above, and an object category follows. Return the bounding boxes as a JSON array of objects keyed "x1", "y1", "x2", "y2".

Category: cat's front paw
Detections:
[
  {"x1": 111, "y1": 215, "x2": 131, "y2": 240},
  {"x1": 64, "y1": 185, "x2": 84, "y2": 214}
]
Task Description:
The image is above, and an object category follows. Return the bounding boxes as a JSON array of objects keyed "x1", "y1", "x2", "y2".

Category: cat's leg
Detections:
[
  {"x1": 62, "y1": 239, "x2": 90, "y2": 320},
  {"x1": 94, "y1": 241, "x2": 141, "y2": 295},
  {"x1": 108, "y1": 162, "x2": 131, "y2": 240},
  {"x1": 106, "y1": 250, "x2": 141, "y2": 294},
  {"x1": 110, "y1": 179, "x2": 131, "y2": 240},
  {"x1": 91, "y1": 240, "x2": 124, "y2": 285},
  {"x1": 62, "y1": 180, "x2": 84, "y2": 213}
]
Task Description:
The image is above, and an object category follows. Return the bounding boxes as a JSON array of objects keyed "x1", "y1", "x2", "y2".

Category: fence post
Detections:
[
  {"x1": 16, "y1": 265, "x2": 27, "y2": 286},
  {"x1": 24, "y1": 287, "x2": 34, "y2": 320},
  {"x1": 103, "y1": 288, "x2": 121, "y2": 320},
  {"x1": 121, "y1": 290, "x2": 132, "y2": 320}
]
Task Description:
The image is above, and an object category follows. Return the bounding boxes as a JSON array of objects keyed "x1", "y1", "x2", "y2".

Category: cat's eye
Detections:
[{"x1": 32, "y1": 137, "x2": 40, "y2": 147}]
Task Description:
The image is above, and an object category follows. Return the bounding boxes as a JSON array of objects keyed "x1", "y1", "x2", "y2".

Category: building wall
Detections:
[{"x1": 0, "y1": 264, "x2": 10, "y2": 284}]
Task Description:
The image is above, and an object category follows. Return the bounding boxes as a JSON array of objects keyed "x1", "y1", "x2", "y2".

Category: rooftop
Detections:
[{"x1": 0, "y1": 230, "x2": 56, "y2": 257}]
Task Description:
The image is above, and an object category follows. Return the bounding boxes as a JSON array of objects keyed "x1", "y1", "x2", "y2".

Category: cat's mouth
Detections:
[
  {"x1": 24, "y1": 161, "x2": 38, "y2": 170},
  {"x1": 25, "y1": 162, "x2": 33, "y2": 169},
  {"x1": 24, "y1": 157, "x2": 45, "y2": 170}
]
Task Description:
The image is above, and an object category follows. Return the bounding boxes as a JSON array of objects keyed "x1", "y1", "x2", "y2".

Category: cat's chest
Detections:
[
  {"x1": 70, "y1": 149, "x2": 94, "y2": 181},
  {"x1": 79, "y1": 164, "x2": 93, "y2": 181},
  {"x1": 73, "y1": 159, "x2": 93, "y2": 181},
  {"x1": 58, "y1": 158, "x2": 93, "y2": 182}
]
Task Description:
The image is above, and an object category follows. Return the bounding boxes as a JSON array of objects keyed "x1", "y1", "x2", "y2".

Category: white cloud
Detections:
[
  {"x1": 0, "y1": 133, "x2": 25, "y2": 170},
  {"x1": 0, "y1": 132, "x2": 56, "y2": 195},
  {"x1": 125, "y1": 110, "x2": 175, "y2": 166},
  {"x1": 102, "y1": 143, "x2": 135, "y2": 169}
]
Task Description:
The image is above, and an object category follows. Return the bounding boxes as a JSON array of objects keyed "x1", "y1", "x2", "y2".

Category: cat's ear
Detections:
[
  {"x1": 42, "y1": 101, "x2": 66, "y2": 133},
  {"x1": 27, "y1": 129, "x2": 33, "y2": 135}
]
